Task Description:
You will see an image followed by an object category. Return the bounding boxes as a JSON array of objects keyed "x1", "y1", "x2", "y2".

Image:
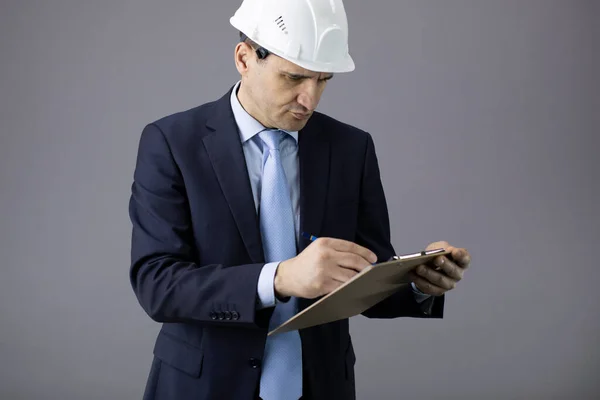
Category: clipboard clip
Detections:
[{"x1": 391, "y1": 248, "x2": 446, "y2": 261}]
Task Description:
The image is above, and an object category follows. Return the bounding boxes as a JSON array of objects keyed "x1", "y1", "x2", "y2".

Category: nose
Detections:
[{"x1": 296, "y1": 81, "x2": 320, "y2": 112}]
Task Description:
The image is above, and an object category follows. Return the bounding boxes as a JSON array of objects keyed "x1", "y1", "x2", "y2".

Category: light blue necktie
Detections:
[{"x1": 258, "y1": 130, "x2": 303, "y2": 400}]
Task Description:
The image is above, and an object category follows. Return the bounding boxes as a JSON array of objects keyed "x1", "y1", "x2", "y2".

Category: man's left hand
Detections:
[{"x1": 411, "y1": 241, "x2": 471, "y2": 296}]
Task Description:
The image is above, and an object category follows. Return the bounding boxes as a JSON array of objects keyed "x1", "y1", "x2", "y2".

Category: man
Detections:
[{"x1": 128, "y1": 0, "x2": 471, "y2": 399}]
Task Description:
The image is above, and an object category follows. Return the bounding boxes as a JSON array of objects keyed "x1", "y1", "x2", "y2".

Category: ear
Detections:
[{"x1": 234, "y1": 42, "x2": 253, "y2": 75}]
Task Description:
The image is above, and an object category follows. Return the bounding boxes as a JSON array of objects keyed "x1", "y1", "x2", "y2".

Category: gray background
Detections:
[{"x1": 1, "y1": 0, "x2": 598, "y2": 399}]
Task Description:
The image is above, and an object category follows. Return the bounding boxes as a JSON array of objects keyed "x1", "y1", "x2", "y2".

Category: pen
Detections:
[
  {"x1": 302, "y1": 232, "x2": 378, "y2": 264},
  {"x1": 302, "y1": 232, "x2": 319, "y2": 242}
]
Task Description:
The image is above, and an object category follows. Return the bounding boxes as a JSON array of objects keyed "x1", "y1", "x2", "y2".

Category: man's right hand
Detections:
[{"x1": 274, "y1": 237, "x2": 378, "y2": 299}]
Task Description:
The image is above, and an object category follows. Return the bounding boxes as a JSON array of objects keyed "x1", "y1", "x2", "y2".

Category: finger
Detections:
[
  {"x1": 321, "y1": 277, "x2": 346, "y2": 296},
  {"x1": 415, "y1": 264, "x2": 458, "y2": 290},
  {"x1": 321, "y1": 237, "x2": 378, "y2": 264},
  {"x1": 410, "y1": 274, "x2": 446, "y2": 296},
  {"x1": 335, "y1": 252, "x2": 373, "y2": 273},
  {"x1": 329, "y1": 265, "x2": 359, "y2": 284},
  {"x1": 430, "y1": 256, "x2": 464, "y2": 281},
  {"x1": 450, "y1": 248, "x2": 471, "y2": 268}
]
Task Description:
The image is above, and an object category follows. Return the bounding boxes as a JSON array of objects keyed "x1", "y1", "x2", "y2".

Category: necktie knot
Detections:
[{"x1": 259, "y1": 129, "x2": 285, "y2": 152}]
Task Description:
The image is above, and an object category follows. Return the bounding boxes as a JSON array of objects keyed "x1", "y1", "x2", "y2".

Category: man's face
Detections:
[{"x1": 236, "y1": 43, "x2": 333, "y2": 131}]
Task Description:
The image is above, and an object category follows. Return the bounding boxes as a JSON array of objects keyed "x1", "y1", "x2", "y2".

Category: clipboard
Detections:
[{"x1": 268, "y1": 248, "x2": 450, "y2": 336}]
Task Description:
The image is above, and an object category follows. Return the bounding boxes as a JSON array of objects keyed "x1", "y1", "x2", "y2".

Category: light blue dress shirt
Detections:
[{"x1": 229, "y1": 81, "x2": 431, "y2": 309}]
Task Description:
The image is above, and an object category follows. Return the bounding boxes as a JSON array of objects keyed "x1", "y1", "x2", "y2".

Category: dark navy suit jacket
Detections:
[{"x1": 129, "y1": 87, "x2": 444, "y2": 400}]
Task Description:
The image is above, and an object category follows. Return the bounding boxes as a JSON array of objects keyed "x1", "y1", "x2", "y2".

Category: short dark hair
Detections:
[{"x1": 239, "y1": 31, "x2": 270, "y2": 61}]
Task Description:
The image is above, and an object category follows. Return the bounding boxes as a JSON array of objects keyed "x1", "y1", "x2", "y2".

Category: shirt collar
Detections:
[{"x1": 230, "y1": 81, "x2": 299, "y2": 144}]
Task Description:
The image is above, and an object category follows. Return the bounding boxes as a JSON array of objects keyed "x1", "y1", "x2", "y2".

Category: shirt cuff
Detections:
[
  {"x1": 411, "y1": 282, "x2": 432, "y2": 304},
  {"x1": 256, "y1": 262, "x2": 282, "y2": 309}
]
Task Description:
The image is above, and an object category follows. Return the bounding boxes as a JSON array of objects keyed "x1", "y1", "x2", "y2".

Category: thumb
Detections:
[{"x1": 426, "y1": 241, "x2": 449, "y2": 251}]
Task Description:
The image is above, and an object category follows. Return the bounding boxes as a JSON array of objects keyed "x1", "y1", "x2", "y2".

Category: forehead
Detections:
[{"x1": 270, "y1": 55, "x2": 332, "y2": 78}]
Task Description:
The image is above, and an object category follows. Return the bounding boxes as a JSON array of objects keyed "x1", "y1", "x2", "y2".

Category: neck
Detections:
[{"x1": 236, "y1": 81, "x2": 274, "y2": 129}]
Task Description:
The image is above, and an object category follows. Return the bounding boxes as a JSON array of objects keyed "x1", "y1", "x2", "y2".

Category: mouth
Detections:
[{"x1": 291, "y1": 111, "x2": 311, "y2": 120}]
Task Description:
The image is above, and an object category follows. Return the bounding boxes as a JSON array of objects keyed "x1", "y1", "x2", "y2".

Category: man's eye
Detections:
[{"x1": 287, "y1": 75, "x2": 302, "y2": 81}]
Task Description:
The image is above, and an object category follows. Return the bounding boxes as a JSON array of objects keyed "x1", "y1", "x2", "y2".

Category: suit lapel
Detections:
[
  {"x1": 298, "y1": 116, "x2": 331, "y2": 312},
  {"x1": 202, "y1": 89, "x2": 331, "y2": 278},
  {"x1": 204, "y1": 89, "x2": 264, "y2": 264}
]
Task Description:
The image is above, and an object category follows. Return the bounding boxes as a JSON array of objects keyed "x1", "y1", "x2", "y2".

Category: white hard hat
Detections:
[{"x1": 230, "y1": 0, "x2": 355, "y2": 73}]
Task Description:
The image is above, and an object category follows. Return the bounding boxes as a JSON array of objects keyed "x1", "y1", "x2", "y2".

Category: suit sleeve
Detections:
[
  {"x1": 355, "y1": 133, "x2": 444, "y2": 319},
  {"x1": 128, "y1": 123, "x2": 272, "y2": 328}
]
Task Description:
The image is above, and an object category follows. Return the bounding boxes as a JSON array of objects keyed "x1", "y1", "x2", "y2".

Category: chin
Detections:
[
  {"x1": 287, "y1": 121, "x2": 309, "y2": 131},
  {"x1": 281, "y1": 115, "x2": 311, "y2": 131}
]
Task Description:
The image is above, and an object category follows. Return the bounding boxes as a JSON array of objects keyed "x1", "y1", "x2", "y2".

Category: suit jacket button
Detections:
[
  {"x1": 209, "y1": 312, "x2": 217, "y2": 320},
  {"x1": 249, "y1": 358, "x2": 261, "y2": 369},
  {"x1": 224, "y1": 311, "x2": 232, "y2": 320},
  {"x1": 217, "y1": 312, "x2": 225, "y2": 320},
  {"x1": 231, "y1": 311, "x2": 240, "y2": 320}
]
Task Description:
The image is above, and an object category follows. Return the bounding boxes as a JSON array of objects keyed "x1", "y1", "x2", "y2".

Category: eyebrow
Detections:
[{"x1": 282, "y1": 71, "x2": 334, "y2": 80}]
